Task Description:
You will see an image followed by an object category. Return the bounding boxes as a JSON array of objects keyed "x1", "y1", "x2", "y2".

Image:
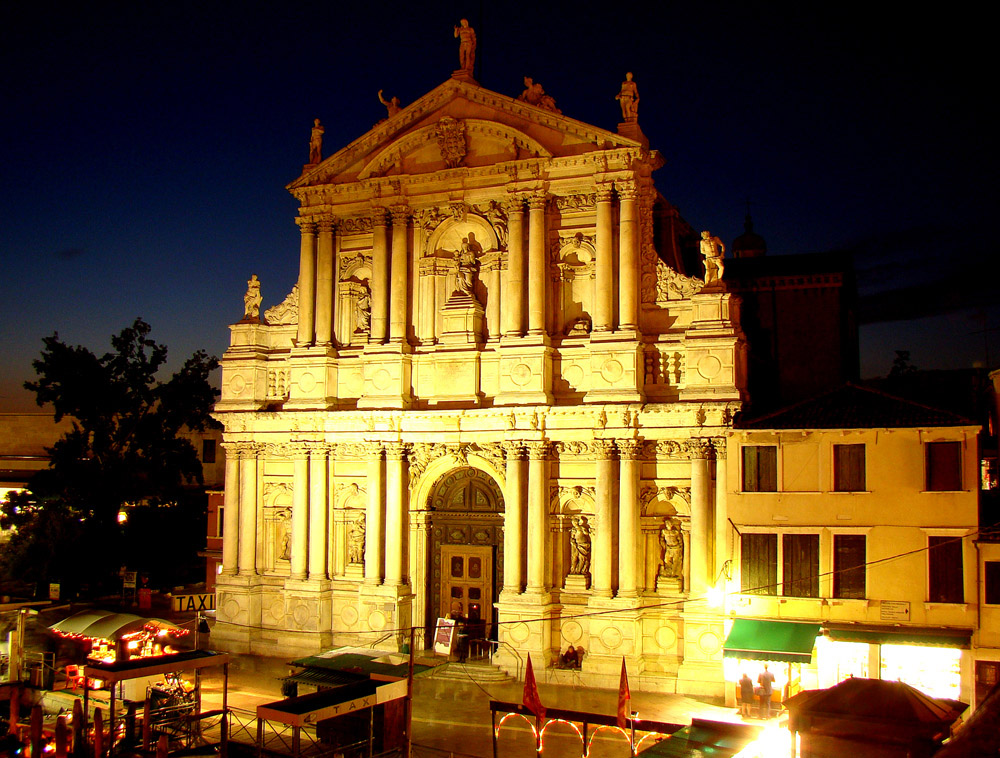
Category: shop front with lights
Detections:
[
  {"x1": 816, "y1": 623, "x2": 971, "y2": 701},
  {"x1": 722, "y1": 619, "x2": 821, "y2": 711}
]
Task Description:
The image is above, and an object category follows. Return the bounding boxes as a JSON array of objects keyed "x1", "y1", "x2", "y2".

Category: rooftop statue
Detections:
[
  {"x1": 308, "y1": 118, "x2": 324, "y2": 164},
  {"x1": 700, "y1": 230, "x2": 725, "y2": 285},
  {"x1": 378, "y1": 89, "x2": 402, "y2": 118},
  {"x1": 453, "y1": 19, "x2": 476, "y2": 73},
  {"x1": 244, "y1": 274, "x2": 262, "y2": 320},
  {"x1": 517, "y1": 77, "x2": 561, "y2": 114},
  {"x1": 616, "y1": 72, "x2": 639, "y2": 121}
]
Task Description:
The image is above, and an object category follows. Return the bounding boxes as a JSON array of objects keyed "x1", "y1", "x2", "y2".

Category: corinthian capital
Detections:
[
  {"x1": 592, "y1": 439, "x2": 616, "y2": 458},
  {"x1": 390, "y1": 206, "x2": 411, "y2": 226},
  {"x1": 595, "y1": 183, "x2": 615, "y2": 204},
  {"x1": 711, "y1": 437, "x2": 728, "y2": 459},
  {"x1": 524, "y1": 440, "x2": 550, "y2": 459},
  {"x1": 616, "y1": 439, "x2": 643, "y2": 460},
  {"x1": 502, "y1": 440, "x2": 525, "y2": 460},
  {"x1": 316, "y1": 215, "x2": 335, "y2": 235},
  {"x1": 615, "y1": 181, "x2": 639, "y2": 202},
  {"x1": 526, "y1": 193, "x2": 547, "y2": 212},
  {"x1": 384, "y1": 441, "x2": 407, "y2": 460},
  {"x1": 295, "y1": 216, "x2": 318, "y2": 235},
  {"x1": 686, "y1": 437, "x2": 714, "y2": 459}
]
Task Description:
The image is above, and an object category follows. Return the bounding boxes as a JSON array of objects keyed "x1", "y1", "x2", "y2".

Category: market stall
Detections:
[{"x1": 50, "y1": 610, "x2": 187, "y2": 665}]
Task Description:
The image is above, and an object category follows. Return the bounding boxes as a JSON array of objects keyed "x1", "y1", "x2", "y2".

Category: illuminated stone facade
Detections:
[{"x1": 212, "y1": 72, "x2": 746, "y2": 694}]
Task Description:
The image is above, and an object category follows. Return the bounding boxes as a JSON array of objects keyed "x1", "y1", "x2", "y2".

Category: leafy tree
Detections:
[{"x1": 0, "y1": 318, "x2": 219, "y2": 597}]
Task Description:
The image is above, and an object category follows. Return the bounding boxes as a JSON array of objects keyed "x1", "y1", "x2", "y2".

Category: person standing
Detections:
[
  {"x1": 758, "y1": 664, "x2": 776, "y2": 719},
  {"x1": 739, "y1": 672, "x2": 754, "y2": 718}
]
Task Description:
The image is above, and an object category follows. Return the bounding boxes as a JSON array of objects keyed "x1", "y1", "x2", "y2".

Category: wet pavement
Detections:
[{"x1": 198, "y1": 654, "x2": 780, "y2": 757}]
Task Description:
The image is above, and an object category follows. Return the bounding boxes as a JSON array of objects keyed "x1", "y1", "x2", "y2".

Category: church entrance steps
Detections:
[{"x1": 427, "y1": 661, "x2": 514, "y2": 684}]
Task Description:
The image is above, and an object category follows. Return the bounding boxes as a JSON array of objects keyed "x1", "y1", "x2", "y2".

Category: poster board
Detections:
[{"x1": 433, "y1": 618, "x2": 457, "y2": 655}]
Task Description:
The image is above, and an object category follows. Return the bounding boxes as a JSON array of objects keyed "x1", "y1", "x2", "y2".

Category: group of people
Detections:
[{"x1": 739, "y1": 664, "x2": 777, "y2": 719}]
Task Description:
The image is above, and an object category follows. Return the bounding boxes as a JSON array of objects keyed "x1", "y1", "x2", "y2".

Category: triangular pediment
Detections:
[{"x1": 288, "y1": 77, "x2": 643, "y2": 190}]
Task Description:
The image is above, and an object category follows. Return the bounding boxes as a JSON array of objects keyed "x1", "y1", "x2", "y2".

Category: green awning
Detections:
[
  {"x1": 824, "y1": 623, "x2": 972, "y2": 649},
  {"x1": 723, "y1": 619, "x2": 820, "y2": 663}
]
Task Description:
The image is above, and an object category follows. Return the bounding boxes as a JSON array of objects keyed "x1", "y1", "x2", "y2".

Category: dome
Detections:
[{"x1": 732, "y1": 214, "x2": 767, "y2": 258}]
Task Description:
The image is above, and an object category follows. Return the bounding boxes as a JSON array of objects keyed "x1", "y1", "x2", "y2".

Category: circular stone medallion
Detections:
[
  {"x1": 373, "y1": 368, "x2": 392, "y2": 391},
  {"x1": 298, "y1": 372, "x2": 316, "y2": 392},
  {"x1": 562, "y1": 620, "x2": 583, "y2": 644},
  {"x1": 368, "y1": 609, "x2": 387, "y2": 631},
  {"x1": 563, "y1": 364, "x2": 585, "y2": 387},
  {"x1": 696, "y1": 354, "x2": 723, "y2": 380},
  {"x1": 600, "y1": 626, "x2": 624, "y2": 650},
  {"x1": 510, "y1": 363, "x2": 533, "y2": 387},
  {"x1": 600, "y1": 359, "x2": 624, "y2": 383},
  {"x1": 698, "y1": 630, "x2": 722, "y2": 655},
  {"x1": 229, "y1": 374, "x2": 247, "y2": 395},
  {"x1": 654, "y1": 624, "x2": 677, "y2": 650},
  {"x1": 341, "y1": 606, "x2": 359, "y2": 627},
  {"x1": 509, "y1": 622, "x2": 530, "y2": 644}
]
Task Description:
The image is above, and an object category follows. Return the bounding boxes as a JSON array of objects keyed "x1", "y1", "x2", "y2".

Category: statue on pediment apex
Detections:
[
  {"x1": 308, "y1": 118, "x2": 324, "y2": 164},
  {"x1": 616, "y1": 72, "x2": 639, "y2": 121},
  {"x1": 454, "y1": 19, "x2": 476, "y2": 73}
]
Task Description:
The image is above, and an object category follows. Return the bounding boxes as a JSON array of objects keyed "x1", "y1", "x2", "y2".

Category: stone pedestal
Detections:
[
  {"x1": 616, "y1": 120, "x2": 648, "y2": 149},
  {"x1": 674, "y1": 609, "x2": 726, "y2": 698},
  {"x1": 680, "y1": 290, "x2": 745, "y2": 402},
  {"x1": 494, "y1": 593, "x2": 558, "y2": 675},
  {"x1": 284, "y1": 345, "x2": 339, "y2": 409},
  {"x1": 439, "y1": 293, "x2": 485, "y2": 345},
  {"x1": 563, "y1": 573, "x2": 591, "y2": 592},
  {"x1": 428, "y1": 294, "x2": 486, "y2": 407},
  {"x1": 495, "y1": 339, "x2": 554, "y2": 406},
  {"x1": 656, "y1": 574, "x2": 683, "y2": 593},
  {"x1": 584, "y1": 335, "x2": 644, "y2": 403},
  {"x1": 358, "y1": 343, "x2": 413, "y2": 409},
  {"x1": 344, "y1": 563, "x2": 364, "y2": 581},
  {"x1": 357, "y1": 583, "x2": 414, "y2": 651}
]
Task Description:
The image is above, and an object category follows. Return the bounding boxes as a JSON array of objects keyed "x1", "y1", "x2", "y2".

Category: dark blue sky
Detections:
[{"x1": 3, "y1": 2, "x2": 996, "y2": 410}]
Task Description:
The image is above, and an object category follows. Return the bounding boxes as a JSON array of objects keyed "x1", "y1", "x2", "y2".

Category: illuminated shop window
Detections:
[
  {"x1": 881, "y1": 644, "x2": 961, "y2": 700},
  {"x1": 742, "y1": 446, "x2": 777, "y2": 492},
  {"x1": 833, "y1": 444, "x2": 865, "y2": 492}
]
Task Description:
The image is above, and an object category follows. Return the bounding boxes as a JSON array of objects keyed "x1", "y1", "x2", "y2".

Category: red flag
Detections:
[
  {"x1": 617, "y1": 658, "x2": 631, "y2": 729},
  {"x1": 522, "y1": 654, "x2": 546, "y2": 721}
]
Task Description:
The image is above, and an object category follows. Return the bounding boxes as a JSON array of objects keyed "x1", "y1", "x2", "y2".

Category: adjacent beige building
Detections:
[
  {"x1": 212, "y1": 69, "x2": 747, "y2": 693},
  {"x1": 724, "y1": 385, "x2": 986, "y2": 705}
]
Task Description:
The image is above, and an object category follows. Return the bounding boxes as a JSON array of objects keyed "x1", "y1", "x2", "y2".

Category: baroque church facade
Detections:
[{"x1": 213, "y1": 62, "x2": 746, "y2": 694}]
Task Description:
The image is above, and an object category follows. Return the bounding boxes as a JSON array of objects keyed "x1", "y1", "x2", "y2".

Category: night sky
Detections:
[{"x1": 3, "y1": 2, "x2": 996, "y2": 410}]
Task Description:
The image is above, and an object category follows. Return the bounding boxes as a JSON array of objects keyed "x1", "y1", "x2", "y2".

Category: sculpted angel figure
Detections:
[
  {"x1": 700, "y1": 230, "x2": 726, "y2": 284},
  {"x1": 308, "y1": 118, "x2": 324, "y2": 164},
  {"x1": 244, "y1": 274, "x2": 262, "y2": 319},
  {"x1": 454, "y1": 19, "x2": 476, "y2": 73},
  {"x1": 616, "y1": 72, "x2": 639, "y2": 120}
]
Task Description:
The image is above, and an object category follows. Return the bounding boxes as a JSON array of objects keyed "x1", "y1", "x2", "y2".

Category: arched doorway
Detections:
[{"x1": 425, "y1": 467, "x2": 504, "y2": 644}]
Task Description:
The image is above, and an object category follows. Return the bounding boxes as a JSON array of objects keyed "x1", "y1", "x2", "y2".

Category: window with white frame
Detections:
[{"x1": 740, "y1": 532, "x2": 819, "y2": 597}]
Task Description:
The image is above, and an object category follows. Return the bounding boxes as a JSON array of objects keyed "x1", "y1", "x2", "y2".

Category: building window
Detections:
[
  {"x1": 783, "y1": 534, "x2": 819, "y2": 597},
  {"x1": 742, "y1": 446, "x2": 777, "y2": 492},
  {"x1": 928, "y1": 536, "x2": 964, "y2": 603},
  {"x1": 202, "y1": 439, "x2": 217, "y2": 464},
  {"x1": 926, "y1": 441, "x2": 961, "y2": 491},
  {"x1": 834, "y1": 534, "x2": 866, "y2": 599},
  {"x1": 741, "y1": 533, "x2": 777, "y2": 595},
  {"x1": 833, "y1": 444, "x2": 866, "y2": 492},
  {"x1": 985, "y1": 561, "x2": 1000, "y2": 605},
  {"x1": 217, "y1": 506, "x2": 224, "y2": 538}
]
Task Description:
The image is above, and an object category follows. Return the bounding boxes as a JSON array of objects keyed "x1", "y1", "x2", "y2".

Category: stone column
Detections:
[
  {"x1": 617, "y1": 439, "x2": 642, "y2": 597},
  {"x1": 485, "y1": 257, "x2": 501, "y2": 340},
  {"x1": 525, "y1": 441, "x2": 549, "y2": 592},
  {"x1": 503, "y1": 197, "x2": 525, "y2": 338},
  {"x1": 222, "y1": 444, "x2": 240, "y2": 575},
  {"x1": 291, "y1": 447, "x2": 309, "y2": 580},
  {"x1": 238, "y1": 445, "x2": 258, "y2": 575},
  {"x1": 308, "y1": 445, "x2": 329, "y2": 580},
  {"x1": 296, "y1": 218, "x2": 317, "y2": 347},
  {"x1": 384, "y1": 442, "x2": 408, "y2": 587},
  {"x1": 371, "y1": 210, "x2": 389, "y2": 344},
  {"x1": 389, "y1": 206, "x2": 410, "y2": 344},
  {"x1": 315, "y1": 217, "x2": 335, "y2": 345},
  {"x1": 365, "y1": 443, "x2": 385, "y2": 585},
  {"x1": 689, "y1": 439, "x2": 712, "y2": 595},
  {"x1": 592, "y1": 440, "x2": 615, "y2": 598},
  {"x1": 526, "y1": 194, "x2": 547, "y2": 336},
  {"x1": 594, "y1": 185, "x2": 614, "y2": 332},
  {"x1": 617, "y1": 183, "x2": 639, "y2": 332},
  {"x1": 502, "y1": 442, "x2": 525, "y2": 594},
  {"x1": 713, "y1": 438, "x2": 728, "y2": 582}
]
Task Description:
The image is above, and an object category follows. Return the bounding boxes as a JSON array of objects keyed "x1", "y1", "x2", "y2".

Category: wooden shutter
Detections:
[
  {"x1": 783, "y1": 534, "x2": 819, "y2": 597},
  {"x1": 833, "y1": 534, "x2": 866, "y2": 599},
  {"x1": 741, "y1": 534, "x2": 777, "y2": 595},
  {"x1": 834, "y1": 444, "x2": 865, "y2": 492},
  {"x1": 928, "y1": 535, "x2": 964, "y2": 603}
]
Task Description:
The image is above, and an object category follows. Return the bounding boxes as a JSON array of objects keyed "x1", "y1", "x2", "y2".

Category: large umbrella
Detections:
[{"x1": 50, "y1": 610, "x2": 183, "y2": 640}]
